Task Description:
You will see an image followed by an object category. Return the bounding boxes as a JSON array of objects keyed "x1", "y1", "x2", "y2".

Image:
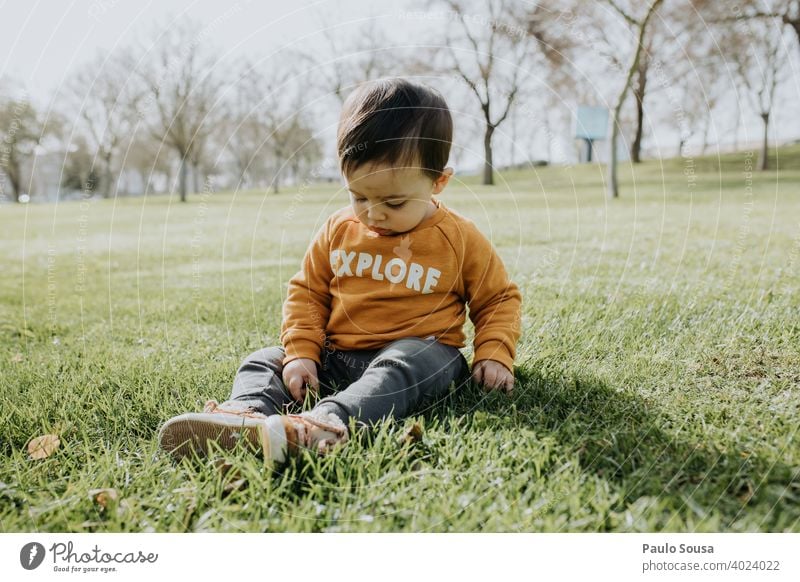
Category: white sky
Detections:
[
  {"x1": 0, "y1": 0, "x2": 408, "y2": 100},
  {"x1": 1, "y1": 0, "x2": 798, "y2": 166}
]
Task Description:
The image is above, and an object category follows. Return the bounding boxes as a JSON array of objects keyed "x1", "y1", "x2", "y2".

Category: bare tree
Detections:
[
  {"x1": 695, "y1": 0, "x2": 795, "y2": 163},
  {"x1": 123, "y1": 132, "x2": 175, "y2": 195},
  {"x1": 728, "y1": 20, "x2": 789, "y2": 170},
  {"x1": 629, "y1": 35, "x2": 654, "y2": 163},
  {"x1": 64, "y1": 51, "x2": 142, "y2": 198},
  {"x1": 606, "y1": 0, "x2": 665, "y2": 199},
  {"x1": 132, "y1": 21, "x2": 224, "y2": 202},
  {"x1": 603, "y1": 0, "x2": 700, "y2": 164},
  {"x1": 222, "y1": 67, "x2": 268, "y2": 190},
  {"x1": 299, "y1": 18, "x2": 397, "y2": 104},
  {"x1": 438, "y1": 0, "x2": 548, "y2": 185},
  {"x1": 553, "y1": 1, "x2": 715, "y2": 164},
  {"x1": 710, "y1": 0, "x2": 800, "y2": 55},
  {"x1": 629, "y1": 1, "x2": 730, "y2": 157},
  {"x1": 662, "y1": 70, "x2": 727, "y2": 156},
  {"x1": 284, "y1": 119, "x2": 323, "y2": 185},
  {"x1": 223, "y1": 60, "x2": 318, "y2": 194},
  {"x1": 61, "y1": 134, "x2": 100, "y2": 194},
  {"x1": 0, "y1": 91, "x2": 42, "y2": 203}
]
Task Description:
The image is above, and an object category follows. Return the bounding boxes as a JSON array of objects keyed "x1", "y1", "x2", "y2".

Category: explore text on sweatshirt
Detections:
[{"x1": 280, "y1": 199, "x2": 522, "y2": 370}]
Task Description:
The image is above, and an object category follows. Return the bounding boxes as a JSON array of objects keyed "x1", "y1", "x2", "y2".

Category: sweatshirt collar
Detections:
[
  {"x1": 346, "y1": 197, "x2": 448, "y2": 236},
  {"x1": 409, "y1": 197, "x2": 447, "y2": 233}
]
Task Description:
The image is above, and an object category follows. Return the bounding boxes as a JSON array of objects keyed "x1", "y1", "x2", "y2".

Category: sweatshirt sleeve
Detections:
[
  {"x1": 280, "y1": 218, "x2": 337, "y2": 365},
  {"x1": 461, "y1": 222, "x2": 522, "y2": 371}
]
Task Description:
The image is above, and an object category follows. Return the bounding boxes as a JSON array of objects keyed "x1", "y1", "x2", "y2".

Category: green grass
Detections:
[{"x1": 1, "y1": 146, "x2": 799, "y2": 532}]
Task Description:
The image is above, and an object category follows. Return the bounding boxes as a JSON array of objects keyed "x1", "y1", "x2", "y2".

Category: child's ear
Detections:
[{"x1": 432, "y1": 167, "x2": 454, "y2": 194}]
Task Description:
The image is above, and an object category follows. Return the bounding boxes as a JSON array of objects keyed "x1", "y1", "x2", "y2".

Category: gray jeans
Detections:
[{"x1": 227, "y1": 337, "x2": 469, "y2": 426}]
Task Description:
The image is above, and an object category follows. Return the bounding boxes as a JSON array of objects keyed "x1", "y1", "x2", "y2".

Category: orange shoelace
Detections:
[{"x1": 203, "y1": 399, "x2": 267, "y2": 419}]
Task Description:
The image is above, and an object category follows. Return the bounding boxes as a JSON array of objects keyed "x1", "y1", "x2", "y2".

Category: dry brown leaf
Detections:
[
  {"x1": 89, "y1": 488, "x2": 119, "y2": 511},
  {"x1": 11, "y1": 353, "x2": 24, "y2": 363},
  {"x1": 27, "y1": 434, "x2": 60, "y2": 460},
  {"x1": 116, "y1": 498, "x2": 133, "y2": 518},
  {"x1": 736, "y1": 482, "x2": 755, "y2": 504},
  {"x1": 213, "y1": 458, "x2": 242, "y2": 481},
  {"x1": 171, "y1": 486, "x2": 194, "y2": 494},
  {"x1": 222, "y1": 478, "x2": 247, "y2": 498},
  {"x1": 398, "y1": 422, "x2": 424, "y2": 446}
]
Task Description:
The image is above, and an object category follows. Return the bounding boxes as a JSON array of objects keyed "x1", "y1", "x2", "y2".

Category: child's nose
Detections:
[{"x1": 367, "y1": 204, "x2": 385, "y2": 220}]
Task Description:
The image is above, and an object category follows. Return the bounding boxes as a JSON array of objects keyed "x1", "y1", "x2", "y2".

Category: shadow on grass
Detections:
[
  {"x1": 430, "y1": 365, "x2": 798, "y2": 530},
  {"x1": 151, "y1": 364, "x2": 797, "y2": 532}
]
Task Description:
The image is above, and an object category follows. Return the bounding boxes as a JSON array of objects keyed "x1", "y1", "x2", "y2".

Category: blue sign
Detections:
[{"x1": 575, "y1": 106, "x2": 609, "y2": 140}]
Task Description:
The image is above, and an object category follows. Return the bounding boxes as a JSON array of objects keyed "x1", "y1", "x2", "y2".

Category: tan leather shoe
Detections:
[
  {"x1": 158, "y1": 401, "x2": 348, "y2": 462},
  {"x1": 158, "y1": 400, "x2": 271, "y2": 461}
]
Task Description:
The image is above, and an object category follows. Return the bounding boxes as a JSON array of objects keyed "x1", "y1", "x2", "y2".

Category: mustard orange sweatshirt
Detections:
[{"x1": 280, "y1": 198, "x2": 522, "y2": 370}]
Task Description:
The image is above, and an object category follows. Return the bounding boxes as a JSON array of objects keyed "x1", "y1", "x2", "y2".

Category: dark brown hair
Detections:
[{"x1": 337, "y1": 78, "x2": 453, "y2": 180}]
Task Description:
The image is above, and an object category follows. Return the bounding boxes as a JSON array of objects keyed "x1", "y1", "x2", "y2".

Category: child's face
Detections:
[{"x1": 346, "y1": 163, "x2": 453, "y2": 236}]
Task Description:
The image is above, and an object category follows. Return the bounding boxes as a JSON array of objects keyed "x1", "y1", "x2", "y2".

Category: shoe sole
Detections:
[{"x1": 158, "y1": 413, "x2": 288, "y2": 462}]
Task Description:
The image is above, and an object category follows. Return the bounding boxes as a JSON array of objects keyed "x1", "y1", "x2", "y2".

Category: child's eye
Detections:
[
  {"x1": 386, "y1": 201, "x2": 406, "y2": 209},
  {"x1": 353, "y1": 197, "x2": 367, "y2": 204}
]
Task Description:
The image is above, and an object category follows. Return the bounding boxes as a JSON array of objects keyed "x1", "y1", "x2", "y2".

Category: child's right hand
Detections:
[{"x1": 282, "y1": 358, "x2": 319, "y2": 403}]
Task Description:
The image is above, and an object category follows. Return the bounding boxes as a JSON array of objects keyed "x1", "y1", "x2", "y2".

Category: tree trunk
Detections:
[
  {"x1": 544, "y1": 114, "x2": 553, "y2": 163},
  {"x1": 788, "y1": 17, "x2": 800, "y2": 52},
  {"x1": 8, "y1": 166, "x2": 21, "y2": 203},
  {"x1": 192, "y1": 162, "x2": 200, "y2": 194},
  {"x1": 483, "y1": 124, "x2": 495, "y2": 186},
  {"x1": 607, "y1": 0, "x2": 664, "y2": 199},
  {"x1": 137, "y1": 170, "x2": 149, "y2": 195},
  {"x1": 631, "y1": 58, "x2": 648, "y2": 163},
  {"x1": 608, "y1": 126, "x2": 619, "y2": 199},
  {"x1": 510, "y1": 112, "x2": 517, "y2": 168},
  {"x1": 5, "y1": 149, "x2": 23, "y2": 202},
  {"x1": 103, "y1": 152, "x2": 113, "y2": 198},
  {"x1": 272, "y1": 167, "x2": 280, "y2": 194},
  {"x1": 701, "y1": 117, "x2": 711, "y2": 155},
  {"x1": 179, "y1": 155, "x2": 188, "y2": 202},
  {"x1": 272, "y1": 147, "x2": 281, "y2": 194},
  {"x1": 759, "y1": 112, "x2": 770, "y2": 171},
  {"x1": 291, "y1": 160, "x2": 301, "y2": 186}
]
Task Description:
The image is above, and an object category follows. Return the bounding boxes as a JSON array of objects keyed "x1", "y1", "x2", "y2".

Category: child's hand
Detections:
[
  {"x1": 471, "y1": 359, "x2": 514, "y2": 394},
  {"x1": 282, "y1": 358, "x2": 319, "y2": 403}
]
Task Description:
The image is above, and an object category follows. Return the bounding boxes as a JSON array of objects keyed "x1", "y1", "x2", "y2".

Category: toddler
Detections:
[{"x1": 158, "y1": 78, "x2": 522, "y2": 462}]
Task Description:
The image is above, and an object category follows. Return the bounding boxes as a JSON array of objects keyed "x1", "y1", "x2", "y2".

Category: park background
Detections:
[{"x1": 1, "y1": 0, "x2": 798, "y2": 532}]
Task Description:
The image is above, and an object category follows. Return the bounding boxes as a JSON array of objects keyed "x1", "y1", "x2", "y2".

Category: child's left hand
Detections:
[{"x1": 471, "y1": 359, "x2": 514, "y2": 394}]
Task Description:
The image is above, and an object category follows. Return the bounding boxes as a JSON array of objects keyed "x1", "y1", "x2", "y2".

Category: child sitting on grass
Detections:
[{"x1": 158, "y1": 78, "x2": 522, "y2": 463}]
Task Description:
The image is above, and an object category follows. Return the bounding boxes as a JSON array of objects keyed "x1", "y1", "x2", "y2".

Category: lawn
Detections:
[{"x1": 1, "y1": 147, "x2": 798, "y2": 532}]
